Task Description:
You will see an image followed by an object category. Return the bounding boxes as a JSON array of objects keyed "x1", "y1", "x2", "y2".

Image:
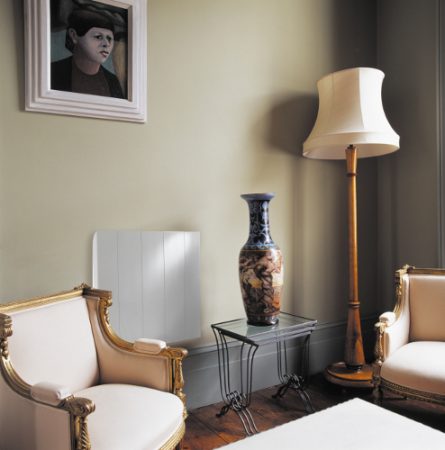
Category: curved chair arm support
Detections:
[
  {"x1": 373, "y1": 316, "x2": 394, "y2": 389},
  {"x1": 83, "y1": 287, "x2": 188, "y2": 413},
  {"x1": 0, "y1": 313, "x2": 31, "y2": 397},
  {"x1": 161, "y1": 346, "x2": 188, "y2": 409},
  {"x1": 393, "y1": 265, "x2": 412, "y2": 317},
  {"x1": 373, "y1": 265, "x2": 413, "y2": 399},
  {"x1": 62, "y1": 397, "x2": 96, "y2": 450},
  {"x1": 375, "y1": 265, "x2": 412, "y2": 363}
]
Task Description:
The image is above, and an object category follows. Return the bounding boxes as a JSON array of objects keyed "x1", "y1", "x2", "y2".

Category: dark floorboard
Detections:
[{"x1": 183, "y1": 373, "x2": 445, "y2": 450}]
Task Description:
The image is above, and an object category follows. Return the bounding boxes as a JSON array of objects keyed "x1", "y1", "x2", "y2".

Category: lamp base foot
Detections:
[{"x1": 324, "y1": 361, "x2": 373, "y2": 388}]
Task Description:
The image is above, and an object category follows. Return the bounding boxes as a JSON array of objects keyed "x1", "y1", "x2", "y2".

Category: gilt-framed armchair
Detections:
[
  {"x1": 0, "y1": 285, "x2": 187, "y2": 450},
  {"x1": 373, "y1": 265, "x2": 445, "y2": 407}
]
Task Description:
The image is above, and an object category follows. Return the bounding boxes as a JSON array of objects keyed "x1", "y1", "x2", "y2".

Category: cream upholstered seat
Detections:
[
  {"x1": 373, "y1": 266, "x2": 445, "y2": 406},
  {"x1": 0, "y1": 286, "x2": 187, "y2": 450}
]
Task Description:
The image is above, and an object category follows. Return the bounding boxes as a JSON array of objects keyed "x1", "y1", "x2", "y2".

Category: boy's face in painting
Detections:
[{"x1": 70, "y1": 27, "x2": 115, "y2": 65}]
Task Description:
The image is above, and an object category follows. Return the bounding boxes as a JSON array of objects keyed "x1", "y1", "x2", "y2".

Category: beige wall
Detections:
[
  {"x1": 0, "y1": 0, "x2": 377, "y2": 346},
  {"x1": 377, "y1": 0, "x2": 440, "y2": 310}
]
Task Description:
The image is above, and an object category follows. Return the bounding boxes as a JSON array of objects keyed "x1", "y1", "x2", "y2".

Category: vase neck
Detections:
[{"x1": 244, "y1": 199, "x2": 275, "y2": 249}]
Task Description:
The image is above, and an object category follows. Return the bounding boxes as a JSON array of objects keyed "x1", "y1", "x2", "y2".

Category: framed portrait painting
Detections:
[{"x1": 24, "y1": 0, "x2": 147, "y2": 122}]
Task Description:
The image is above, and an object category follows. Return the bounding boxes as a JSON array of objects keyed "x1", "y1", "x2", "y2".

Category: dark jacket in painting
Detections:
[{"x1": 51, "y1": 57, "x2": 124, "y2": 99}]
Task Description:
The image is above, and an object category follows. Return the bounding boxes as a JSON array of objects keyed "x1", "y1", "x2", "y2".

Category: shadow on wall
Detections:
[
  {"x1": 266, "y1": 94, "x2": 318, "y2": 156},
  {"x1": 264, "y1": 93, "x2": 351, "y2": 321},
  {"x1": 264, "y1": 93, "x2": 378, "y2": 322},
  {"x1": 13, "y1": 0, "x2": 25, "y2": 110},
  {"x1": 265, "y1": 93, "x2": 321, "y2": 317}
]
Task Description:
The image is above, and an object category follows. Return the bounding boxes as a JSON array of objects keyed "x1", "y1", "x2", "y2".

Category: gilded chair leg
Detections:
[{"x1": 373, "y1": 385, "x2": 383, "y2": 405}]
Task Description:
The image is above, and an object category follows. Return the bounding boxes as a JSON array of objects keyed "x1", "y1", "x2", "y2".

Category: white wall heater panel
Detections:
[{"x1": 92, "y1": 230, "x2": 200, "y2": 343}]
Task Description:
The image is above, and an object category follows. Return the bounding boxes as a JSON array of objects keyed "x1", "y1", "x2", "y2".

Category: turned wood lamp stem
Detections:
[
  {"x1": 345, "y1": 145, "x2": 365, "y2": 369},
  {"x1": 323, "y1": 144, "x2": 373, "y2": 387}
]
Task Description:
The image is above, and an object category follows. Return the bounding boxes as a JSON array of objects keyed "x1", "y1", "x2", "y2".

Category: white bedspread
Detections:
[{"x1": 219, "y1": 398, "x2": 445, "y2": 449}]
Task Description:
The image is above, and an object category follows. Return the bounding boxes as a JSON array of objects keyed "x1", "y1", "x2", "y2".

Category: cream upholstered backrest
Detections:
[
  {"x1": 409, "y1": 274, "x2": 445, "y2": 342},
  {"x1": 7, "y1": 296, "x2": 99, "y2": 392}
]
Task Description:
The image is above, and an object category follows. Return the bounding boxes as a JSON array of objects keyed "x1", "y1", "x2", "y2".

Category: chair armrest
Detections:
[
  {"x1": 134, "y1": 338, "x2": 167, "y2": 354},
  {"x1": 375, "y1": 269, "x2": 412, "y2": 364},
  {"x1": 382, "y1": 314, "x2": 409, "y2": 358},
  {"x1": 31, "y1": 382, "x2": 72, "y2": 406},
  {"x1": 84, "y1": 292, "x2": 188, "y2": 407},
  {"x1": 1, "y1": 359, "x2": 94, "y2": 449},
  {"x1": 379, "y1": 311, "x2": 396, "y2": 327},
  {"x1": 374, "y1": 308, "x2": 410, "y2": 363},
  {"x1": 95, "y1": 336, "x2": 187, "y2": 393},
  {"x1": 0, "y1": 377, "x2": 73, "y2": 450}
]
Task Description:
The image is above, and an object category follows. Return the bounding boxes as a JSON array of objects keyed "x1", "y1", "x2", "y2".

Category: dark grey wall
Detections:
[{"x1": 377, "y1": 0, "x2": 441, "y2": 312}]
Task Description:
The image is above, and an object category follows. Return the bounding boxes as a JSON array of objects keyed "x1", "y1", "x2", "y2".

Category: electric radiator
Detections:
[{"x1": 92, "y1": 230, "x2": 200, "y2": 343}]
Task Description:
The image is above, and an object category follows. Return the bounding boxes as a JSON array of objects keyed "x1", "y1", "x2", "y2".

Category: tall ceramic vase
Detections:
[{"x1": 239, "y1": 193, "x2": 283, "y2": 325}]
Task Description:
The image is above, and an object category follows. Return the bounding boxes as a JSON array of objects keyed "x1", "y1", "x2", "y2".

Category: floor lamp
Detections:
[{"x1": 303, "y1": 67, "x2": 400, "y2": 387}]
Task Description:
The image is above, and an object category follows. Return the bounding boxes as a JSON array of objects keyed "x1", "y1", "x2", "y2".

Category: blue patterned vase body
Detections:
[{"x1": 239, "y1": 193, "x2": 283, "y2": 325}]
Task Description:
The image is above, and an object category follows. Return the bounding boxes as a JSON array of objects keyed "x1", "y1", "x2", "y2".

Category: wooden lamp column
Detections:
[
  {"x1": 302, "y1": 68, "x2": 400, "y2": 388},
  {"x1": 324, "y1": 145, "x2": 373, "y2": 387}
]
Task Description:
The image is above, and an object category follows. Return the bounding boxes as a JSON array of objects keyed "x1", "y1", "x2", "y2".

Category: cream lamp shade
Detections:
[{"x1": 303, "y1": 67, "x2": 400, "y2": 159}]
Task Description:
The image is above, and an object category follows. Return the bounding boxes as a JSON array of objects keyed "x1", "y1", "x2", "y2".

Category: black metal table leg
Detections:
[
  {"x1": 272, "y1": 335, "x2": 315, "y2": 413},
  {"x1": 212, "y1": 327, "x2": 259, "y2": 435},
  {"x1": 272, "y1": 373, "x2": 315, "y2": 413}
]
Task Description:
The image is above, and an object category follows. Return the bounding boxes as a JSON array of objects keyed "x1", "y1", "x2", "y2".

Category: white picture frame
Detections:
[{"x1": 24, "y1": 0, "x2": 147, "y2": 123}]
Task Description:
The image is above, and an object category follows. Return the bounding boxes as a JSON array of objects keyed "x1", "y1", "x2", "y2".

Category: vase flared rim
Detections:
[{"x1": 241, "y1": 192, "x2": 275, "y2": 201}]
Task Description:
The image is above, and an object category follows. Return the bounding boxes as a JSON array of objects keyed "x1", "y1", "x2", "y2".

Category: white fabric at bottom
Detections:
[
  {"x1": 75, "y1": 384, "x2": 184, "y2": 450},
  {"x1": 219, "y1": 398, "x2": 445, "y2": 450}
]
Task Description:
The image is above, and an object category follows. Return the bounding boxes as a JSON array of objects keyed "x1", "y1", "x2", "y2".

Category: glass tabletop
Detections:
[{"x1": 211, "y1": 312, "x2": 317, "y2": 345}]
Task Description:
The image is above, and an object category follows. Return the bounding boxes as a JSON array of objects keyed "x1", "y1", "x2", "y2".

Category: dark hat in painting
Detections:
[{"x1": 65, "y1": 9, "x2": 115, "y2": 52}]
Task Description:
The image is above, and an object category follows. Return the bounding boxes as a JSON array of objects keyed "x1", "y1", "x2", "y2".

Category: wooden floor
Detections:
[{"x1": 182, "y1": 373, "x2": 445, "y2": 450}]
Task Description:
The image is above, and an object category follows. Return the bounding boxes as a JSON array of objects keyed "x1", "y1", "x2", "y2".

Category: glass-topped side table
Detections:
[{"x1": 211, "y1": 312, "x2": 317, "y2": 435}]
